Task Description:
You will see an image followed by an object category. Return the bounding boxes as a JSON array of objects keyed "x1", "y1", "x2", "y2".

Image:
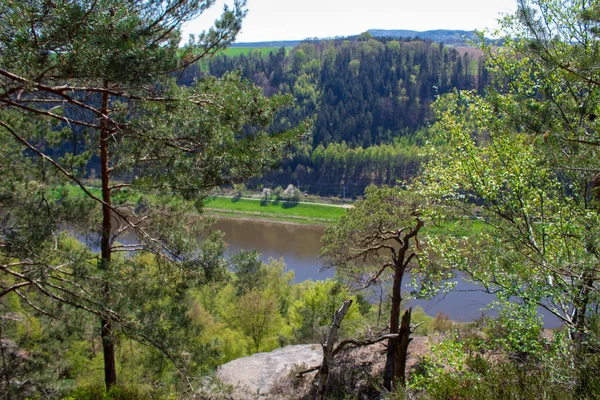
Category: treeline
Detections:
[
  {"x1": 182, "y1": 34, "x2": 487, "y2": 195},
  {"x1": 263, "y1": 138, "x2": 424, "y2": 196}
]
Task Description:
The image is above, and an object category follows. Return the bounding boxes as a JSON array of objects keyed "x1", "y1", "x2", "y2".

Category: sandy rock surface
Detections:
[
  {"x1": 216, "y1": 336, "x2": 433, "y2": 399},
  {"x1": 217, "y1": 344, "x2": 322, "y2": 398}
]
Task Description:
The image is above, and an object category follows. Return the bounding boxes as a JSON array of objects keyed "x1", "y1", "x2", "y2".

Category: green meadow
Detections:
[{"x1": 203, "y1": 196, "x2": 347, "y2": 224}]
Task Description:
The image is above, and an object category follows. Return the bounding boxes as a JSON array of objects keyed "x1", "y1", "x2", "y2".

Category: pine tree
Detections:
[{"x1": 0, "y1": 0, "x2": 302, "y2": 390}]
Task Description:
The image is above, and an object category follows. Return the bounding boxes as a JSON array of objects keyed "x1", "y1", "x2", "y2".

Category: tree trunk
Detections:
[
  {"x1": 99, "y1": 85, "x2": 117, "y2": 389},
  {"x1": 0, "y1": 324, "x2": 11, "y2": 400},
  {"x1": 383, "y1": 219, "x2": 422, "y2": 391},
  {"x1": 394, "y1": 308, "x2": 412, "y2": 387},
  {"x1": 383, "y1": 264, "x2": 404, "y2": 391},
  {"x1": 316, "y1": 299, "x2": 353, "y2": 400}
]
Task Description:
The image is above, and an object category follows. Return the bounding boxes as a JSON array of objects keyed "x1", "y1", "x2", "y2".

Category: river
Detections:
[
  {"x1": 213, "y1": 217, "x2": 561, "y2": 327},
  {"x1": 68, "y1": 215, "x2": 560, "y2": 326}
]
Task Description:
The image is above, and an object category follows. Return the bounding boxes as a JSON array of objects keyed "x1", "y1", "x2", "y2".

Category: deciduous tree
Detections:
[{"x1": 419, "y1": 0, "x2": 600, "y2": 389}]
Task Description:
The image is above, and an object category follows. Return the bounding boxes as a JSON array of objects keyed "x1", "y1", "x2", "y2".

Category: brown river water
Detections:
[
  {"x1": 212, "y1": 218, "x2": 560, "y2": 327},
  {"x1": 68, "y1": 216, "x2": 560, "y2": 326}
]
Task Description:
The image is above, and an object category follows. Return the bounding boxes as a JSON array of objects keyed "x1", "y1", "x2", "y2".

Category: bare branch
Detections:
[
  {"x1": 0, "y1": 282, "x2": 31, "y2": 298},
  {"x1": 295, "y1": 334, "x2": 399, "y2": 377},
  {"x1": 0, "y1": 99, "x2": 101, "y2": 130},
  {"x1": 333, "y1": 334, "x2": 399, "y2": 356}
]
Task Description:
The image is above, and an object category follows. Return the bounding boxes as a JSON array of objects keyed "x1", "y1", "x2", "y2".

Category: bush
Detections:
[
  {"x1": 62, "y1": 385, "x2": 167, "y2": 400},
  {"x1": 431, "y1": 312, "x2": 453, "y2": 333},
  {"x1": 288, "y1": 280, "x2": 362, "y2": 343},
  {"x1": 411, "y1": 306, "x2": 433, "y2": 335},
  {"x1": 273, "y1": 186, "x2": 284, "y2": 204},
  {"x1": 409, "y1": 355, "x2": 577, "y2": 400},
  {"x1": 281, "y1": 184, "x2": 301, "y2": 208},
  {"x1": 232, "y1": 183, "x2": 246, "y2": 199}
]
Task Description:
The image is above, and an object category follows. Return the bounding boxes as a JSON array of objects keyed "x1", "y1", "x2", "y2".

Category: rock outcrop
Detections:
[{"x1": 217, "y1": 344, "x2": 322, "y2": 398}]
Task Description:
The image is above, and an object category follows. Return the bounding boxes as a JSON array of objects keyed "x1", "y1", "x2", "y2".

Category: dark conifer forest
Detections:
[{"x1": 182, "y1": 35, "x2": 486, "y2": 196}]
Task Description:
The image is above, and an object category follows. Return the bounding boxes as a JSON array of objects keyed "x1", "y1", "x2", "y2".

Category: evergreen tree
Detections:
[
  {"x1": 0, "y1": 0, "x2": 302, "y2": 391},
  {"x1": 320, "y1": 186, "x2": 443, "y2": 390}
]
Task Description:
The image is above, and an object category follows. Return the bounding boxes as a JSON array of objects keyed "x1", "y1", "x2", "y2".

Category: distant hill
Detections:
[
  {"x1": 230, "y1": 40, "x2": 304, "y2": 48},
  {"x1": 230, "y1": 30, "x2": 492, "y2": 49},
  {"x1": 367, "y1": 29, "x2": 487, "y2": 46},
  {"x1": 197, "y1": 35, "x2": 488, "y2": 196}
]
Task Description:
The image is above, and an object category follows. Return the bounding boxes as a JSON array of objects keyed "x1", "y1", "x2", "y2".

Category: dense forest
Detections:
[{"x1": 181, "y1": 34, "x2": 487, "y2": 196}]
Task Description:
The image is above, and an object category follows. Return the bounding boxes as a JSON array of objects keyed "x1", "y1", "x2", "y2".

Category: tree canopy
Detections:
[
  {"x1": 419, "y1": 0, "x2": 600, "y2": 391},
  {"x1": 0, "y1": 0, "x2": 303, "y2": 391}
]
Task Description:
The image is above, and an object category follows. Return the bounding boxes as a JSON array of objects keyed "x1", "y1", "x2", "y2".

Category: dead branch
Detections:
[
  {"x1": 333, "y1": 333, "x2": 399, "y2": 356},
  {"x1": 315, "y1": 299, "x2": 353, "y2": 399},
  {"x1": 295, "y1": 333, "x2": 399, "y2": 377}
]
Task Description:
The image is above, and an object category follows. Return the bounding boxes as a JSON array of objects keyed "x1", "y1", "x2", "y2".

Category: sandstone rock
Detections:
[{"x1": 217, "y1": 344, "x2": 322, "y2": 398}]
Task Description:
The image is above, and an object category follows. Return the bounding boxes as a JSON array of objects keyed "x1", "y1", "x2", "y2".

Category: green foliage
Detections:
[
  {"x1": 484, "y1": 301, "x2": 545, "y2": 356},
  {"x1": 321, "y1": 185, "x2": 445, "y2": 388},
  {"x1": 408, "y1": 322, "x2": 571, "y2": 400},
  {"x1": 185, "y1": 256, "x2": 296, "y2": 359},
  {"x1": 307, "y1": 141, "x2": 424, "y2": 196},
  {"x1": 405, "y1": 330, "x2": 591, "y2": 400},
  {"x1": 205, "y1": 35, "x2": 486, "y2": 196},
  {"x1": 187, "y1": 289, "x2": 251, "y2": 363},
  {"x1": 411, "y1": 4, "x2": 600, "y2": 396},
  {"x1": 209, "y1": 36, "x2": 481, "y2": 148},
  {"x1": 410, "y1": 306, "x2": 434, "y2": 335},
  {"x1": 409, "y1": 336, "x2": 476, "y2": 392},
  {"x1": 419, "y1": 0, "x2": 600, "y2": 353},
  {"x1": 230, "y1": 250, "x2": 265, "y2": 295},
  {"x1": 1, "y1": 249, "x2": 346, "y2": 396},
  {"x1": 63, "y1": 384, "x2": 175, "y2": 400},
  {"x1": 288, "y1": 280, "x2": 362, "y2": 343},
  {"x1": 0, "y1": 0, "x2": 305, "y2": 393},
  {"x1": 262, "y1": 257, "x2": 295, "y2": 317},
  {"x1": 226, "y1": 290, "x2": 283, "y2": 352},
  {"x1": 321, "y1": 185, "x2": 448, "y2": 293}
]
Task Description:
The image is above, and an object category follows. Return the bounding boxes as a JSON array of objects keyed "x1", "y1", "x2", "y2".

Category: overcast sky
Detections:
[{"x1": 181, "y1": 0, "x2": 518, "y2": 43}]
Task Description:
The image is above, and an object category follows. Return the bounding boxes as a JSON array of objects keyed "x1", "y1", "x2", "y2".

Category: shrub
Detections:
[
  {"x1": 431, "y1": 312, "x2": 453, "y2": 333},
  {"x1": 411, "y1": 306, "x2": 433, "y2": 335},
  {"x1": 62, "y1": 385, "x2": 165, "y2": 400}
]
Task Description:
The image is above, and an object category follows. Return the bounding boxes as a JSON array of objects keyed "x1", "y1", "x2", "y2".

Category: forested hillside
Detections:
[
  {"x1": 367, "y1": 29, "x2": 489, "y2": 46},
  {"x1": 183, "y1": 34, "x2": 487, "y2": 196}
]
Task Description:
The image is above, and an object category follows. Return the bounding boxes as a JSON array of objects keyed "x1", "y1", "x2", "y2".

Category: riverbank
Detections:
[
  {"x1": 203, "y1": 196, "x2": 348, "y2": 226},
  {"x1": 57, "y1": 184, "x2": 485, "y2": 232},
  {"x1": 53, "y1": 184, "x2": 349, "y2": 227}
]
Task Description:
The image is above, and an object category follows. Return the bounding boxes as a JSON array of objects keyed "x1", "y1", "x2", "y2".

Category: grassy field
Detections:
[
  {"x1": 203, "y1": 196, "x2": 347, "y2": 225},
  {"x1": 51, "y1": 185, "x2": 347, "y2": 225},
  {"x1": 52, "y1": 184, "x2": 488, "y2": 232}
]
